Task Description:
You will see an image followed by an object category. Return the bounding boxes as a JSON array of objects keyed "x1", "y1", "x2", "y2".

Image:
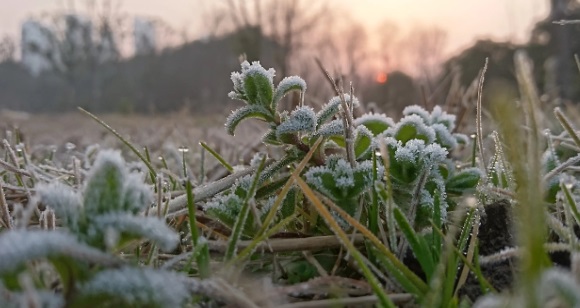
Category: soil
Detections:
[{"x1": 459, "y1": 199, "x2": 515, "y2": 301}]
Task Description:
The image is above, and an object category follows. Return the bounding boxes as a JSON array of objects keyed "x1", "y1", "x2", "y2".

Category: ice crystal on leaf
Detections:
[
  {"x1": 402, "y1": 105, "x2": 431, "y2": 123},
  {"x1": 354, "y1": 113, "x2": 395, "y2": 136},
  {"x1": 316, "y1": 94, "x2": 360, "y2": 126},
  {"x1": 90, "y1": 214, "x2": 179, "y2": 252},
  {"x1": 0, "y1": 230, "x2": 117, "y2": 275},
  {"x1": 0, "y1": 289, "x2": 64, "y2": 308},
  {"x1": 305, "y1": 158, "x2": 382, "y2": 215},
  {"x1": 316, "y1": 119, "x2": 344, "y2": 137},
  {"x1": 273, "y1": 76, "x2": 307, "y2": 108},
  {"x1": 276, "y1": 106, "x2": 317, "y2": 138},
  {"x1": 387, "y1": 114, "x2": 436, "y2": 145},
  {"x1": 79, "y1": 267, "x2": 192, "y2": 307},
  {"x1": 35, "y1": 182, "x2": 82, "y2": 229},
  {"x1": 430, "y1": 105, "x2": 456, "y2": 131}
]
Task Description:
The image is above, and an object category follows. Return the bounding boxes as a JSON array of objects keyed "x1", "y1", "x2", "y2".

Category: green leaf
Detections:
[
  {"x1": 446, "y1": 167, "x2": 482, "y2": 195},
  {"x1": 83, "y1": 151, "x2": 126, "y2": 214},
  {"x1": 395, "y1": 123, "x2": 419, "y2": 144},
  {"x1": 354, "y1": 113, "x2": 394, "y2": 135},
  {"x1": 243, "y1": 69, "x2": 274, "y2": 107},
  {"x1": 394, "y1": 207, "x2": 435, "y2": 281},
  {"x1": 225, "y1": 105, "x2": 274, "y2": 136},
  {"x1": 354, "y1": 126, "x2": 373, "y2": 160}
]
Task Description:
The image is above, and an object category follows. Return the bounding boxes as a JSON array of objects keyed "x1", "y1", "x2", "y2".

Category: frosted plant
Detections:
[
  {"x1": 353, "y1": 113, "x2": 395, "y2": 136},
  {"x1": 386, "y1": 114, "x2": 436, "y2": 145},
  {"x1": 76, "y1": 267, "x2": 193, "y2": 307},
  {"x1": 0, "y1": 230, "x2": 120, "y2": 276},
  {"x1": 276, "y1": 106, "x2": 317, "y2": 138},
  {"x1": 305, "y1": 158, "x2": 382, "y2": 215},
  {"x1": 36, "y1": 149, "x2": 178, "y2": 252},
  {"x1": 225, "y1": 61, "x2": 307, "y2": 137}
]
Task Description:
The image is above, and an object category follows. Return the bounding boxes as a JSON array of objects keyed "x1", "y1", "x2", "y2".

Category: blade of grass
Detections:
[
  {"x1": 294, "y1": 176, "x2": 395, "y2": 307},
  {"x1": 230, "y1": 212, "x2": 298, "y2": 264},
  {"x1": 256, "y1": 137, "x2": 323, "y2": 236},
  {"x1": 185, "y1": 177, "x2": 210, "y2": 278},
  {"x1": 200, "y1": 141, "x2": 234, "y2": 173},
  {"x1": 315, "y1": 191, "x2": 429, "y2": 295},
  {"x1": 224, "y1": 156, "x2": 267, "y2": 261},
  {"x1": 393, "y1": 207, "x2": 435, "y2": 281},
  {"x1": 78, "y1": 107, "x2": 156, "y2": 182}
]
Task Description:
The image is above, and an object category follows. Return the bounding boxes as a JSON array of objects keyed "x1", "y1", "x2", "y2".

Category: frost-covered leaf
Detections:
[
  {"x1": 388, "y1": 114, "x2": 435, "y2": 145},
  {"x1": 0, "y1": 230, "x2": 120, "y2": 276},
  {"x1": 454, "y1": 133, "x2": 469, "y2": 145},
  {"x1": 243, "y1": 64, "x2": 274, "y2": 107},
  {"x1": 83, "y1": 150, "x2": 152, "y2": 215},
  {"x1": 402, "y1": 105, "x2": 430, "y2": 123},
  {"x1": 225, "y1": 104, "x2": 274, "y2": 136},
  {"x1": 90, "y1": 214, "x2": 179, "y2": 252},
  {"x1": 77, "y1": 267, "x2": 193, "y2": 308},
  {"x1": 276, "y1": 106, "x2": 316, "y2": 138},
  {"x1": 273, "y1": 76, "x2": 307, "y2": 109},
  {"x1": 229, "y1": 61, "x2": 276, "y2": 107},
  {"x1": 262, "y1": 129, "x2": 282, "y2": 145},
  {"x1": 0, "y1": 289, "x2": 64, "y2": 308},
  {"x1": 315, "y1": 119, "x2": 344, "y2": 137},
  {"x1": 354, "y1": 125, "x2": 373, "y2": 160},
  {"x1": 432, "y1": 123, "x2": 458, "y2": 149},
  {"x1": 35, "y1": 182, "x2": 82, "y2": 229},
  {"x1": 121, "y1": 172, "x2": 153, "y2": 214},
  {"x1": 354, "y1": 113, "x2": 395, "y2": 135},
  {"x1": 316, "y1": 94, "x2": 360, "y2": 126},
  {"x1": 305, "y1": 159, "x2": 381, "y2": 215},
  {"x1": 83, "y1": 150, "x2": 126, "y2": 215},
  {"x1": 429, "y1": 105, "x2": 456, "y2": 131},
  {"x1": 446, "y1": 167, "x2": 482, "y2": 195}
]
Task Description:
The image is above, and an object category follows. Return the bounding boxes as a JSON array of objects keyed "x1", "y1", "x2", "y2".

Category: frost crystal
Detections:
[
  {"x1": 430, "y1": 105, "x2": 456, "y2": 131},
  {"x1": 388, "y1": 114, "x2": 436, "y2": 144},
  {"x1": 432, "y1": 123, "x2": 458, "y2": 149},
  {"x1": 273, "y1": 76, "x2": 307, "y2": 105},
  {"x1": 90, "y1": 214, "x2": 180, "y2": 252},
  {"x1": 0, "y1": 230, "x2": 116, "y2": 275},
  {"x1": 316, "y1": 119, "x2": 344, "y2": 137},
  {"x1": 80, "y1": 267, "x2": 192, "y2": 307},
  {"x1": 402, "y1": 105, "x2": 430, "y2": 122},
  {"x1": 276, "y1": 106, "x2": 317, "y2": 137},
  {"x1": 35, "y1": 182, "x2": 82, "y2": 228},
  {"x1": 354, "y1": 113, "x2": 395, "y2": 135},
  {"x1": 317, "y1": 94, "x2": 360, "y2": 125}
]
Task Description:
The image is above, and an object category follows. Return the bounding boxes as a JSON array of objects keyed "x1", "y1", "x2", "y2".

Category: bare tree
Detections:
[
  {"x1": 26, "y1": 0, "x2": 126, "y2": 109},
  {"x1": 402, "y1": 26, "x2": 448, "y2": 90},
  {"x1": 208, "y1": 0, "x2": 331, "y2": 78},
  {"x1": 0, "y1": 36, "x2": 16, "y2": 63}
]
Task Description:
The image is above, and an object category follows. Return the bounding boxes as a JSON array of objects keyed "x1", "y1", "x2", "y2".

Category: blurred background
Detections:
[{"x1": 0, "y1": 0, "x2": 577, "y2": 119}]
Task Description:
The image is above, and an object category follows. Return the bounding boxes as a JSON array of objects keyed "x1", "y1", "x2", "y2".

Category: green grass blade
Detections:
[
  {"x1": 295, "y1": 176, "x2": 396, "y2": 308},
  {"x1": 185, "y1": 179, "x2": 210, "y2": 278},
  {"x1": 394, "y1": 207, "x2": 435, "y2": 281},
  {"x1": 200, "y1": 141, "x2": 234, "y2": 173},
  {"x1": 224, "y1": 157, "x2": 267, "y2": 261},
  {"x1": 78, "y1": 107, "x2": 156, "y2": 182}
]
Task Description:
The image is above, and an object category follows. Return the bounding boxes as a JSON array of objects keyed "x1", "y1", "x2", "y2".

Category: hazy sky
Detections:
[{"x1": 1, "y1": 0, "x2": 549, "y2": 57}]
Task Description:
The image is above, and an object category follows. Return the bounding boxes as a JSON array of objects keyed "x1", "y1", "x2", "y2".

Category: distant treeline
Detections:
[{"x1": 0, "y1": 31, "x2": 281, "y2": 114}]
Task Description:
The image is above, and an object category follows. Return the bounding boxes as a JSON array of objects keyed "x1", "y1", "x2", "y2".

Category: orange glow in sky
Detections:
[{"x1": 375, "y1": 72, "x2": 388, "y2": 84}]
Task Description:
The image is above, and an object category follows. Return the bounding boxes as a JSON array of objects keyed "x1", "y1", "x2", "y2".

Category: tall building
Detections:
[{"x1": 133, "y1": 17, "x2": 157, "y2": 55}]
